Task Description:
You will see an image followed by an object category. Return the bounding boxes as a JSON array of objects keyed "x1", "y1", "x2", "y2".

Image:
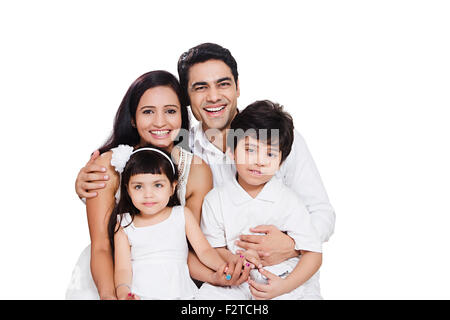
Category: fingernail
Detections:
[
  {"x1": 104, "y1": 175, "x2": 109, "y2": 179},
  {"x1": 240, "y1": 255, "x2": 244, "y2": 258},
  {"x1": 100, "y1": 183, "x2": 105, "y2": 187},
  {"x1": 226, "y1": 274, "x2": 232, "y2": 281},
  {"x1": 246, "y1": 263, "x2": 250, "y2": 267},
  {"x1": 128, "y1": 293, "x2": 131, "y2": 296},
  {"x1": 101, "y1": 167, "x2": 106, "y2": 172}
]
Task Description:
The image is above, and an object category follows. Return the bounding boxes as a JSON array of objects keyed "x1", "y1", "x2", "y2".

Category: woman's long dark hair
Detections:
[
  {"x1": 99, "y1": 70, "x2": 190, "y2": 154},
  {"x1": 107, "y1": 146, "x2": 180, "y2": 250}
]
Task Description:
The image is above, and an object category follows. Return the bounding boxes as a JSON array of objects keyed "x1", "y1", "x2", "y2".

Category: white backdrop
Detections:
[{"x1": 1, "y1": 0, "x2": 449, "y2": 299}]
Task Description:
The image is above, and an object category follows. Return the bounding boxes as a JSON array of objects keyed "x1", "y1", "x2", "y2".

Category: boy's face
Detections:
[
  {"x1": 187, "y1": 59, "x2": 239, "y2": 132},
  {"x1": 231, "y1": 136, "x2": 282, "y2": 187}
]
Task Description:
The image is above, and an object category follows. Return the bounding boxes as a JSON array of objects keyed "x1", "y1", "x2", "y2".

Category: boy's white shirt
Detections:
[
  {"x1": 189, "y1": 122, "x2": 335, "y2": 243},
  {"x1": 200, "y1": 175, "x2": 322, "y2": 276}
]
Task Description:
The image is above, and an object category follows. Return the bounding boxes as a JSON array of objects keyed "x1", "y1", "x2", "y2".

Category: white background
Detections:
[{"x1": 1, "y1": 0, "x2": 449, "y2": 299}]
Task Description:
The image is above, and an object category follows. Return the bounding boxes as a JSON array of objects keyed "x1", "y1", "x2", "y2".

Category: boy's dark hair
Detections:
[
  {"x1": 177, "y1": 43, "x2": 239, "y2": 103},
  {"x1": 107, "y1": 146, "x2": 180, "y2": 250},
  {"x1": 227, "y1": 100, "x2": 294, "y2": 165}
]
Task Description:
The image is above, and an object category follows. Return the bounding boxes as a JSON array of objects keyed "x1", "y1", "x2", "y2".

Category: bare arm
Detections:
[
  {"x1": 75, "y1": 150, "x2": 110, "y2": 199},
  {"x1": 113, "y1": 227, "x2": 139, "y2": 300},
  {"x1": 184, "y1": 207, "x2": 225, "y2": 272},
  {"x1": 85, "y1": 151, "x2": 119, "y2": 299}
]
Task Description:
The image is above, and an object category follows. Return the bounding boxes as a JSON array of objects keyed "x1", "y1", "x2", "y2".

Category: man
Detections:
[{"x1": 75, "y1": 43, "x2": 335, "y2": 288}]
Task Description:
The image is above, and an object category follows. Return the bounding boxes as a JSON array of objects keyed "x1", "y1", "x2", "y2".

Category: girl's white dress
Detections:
[
  {"x1": 65, "y1": 145, "x2": 194, "y2": 299},
  {"x1": 119, "y1": 206, "x2": 198, "y2": 299}
]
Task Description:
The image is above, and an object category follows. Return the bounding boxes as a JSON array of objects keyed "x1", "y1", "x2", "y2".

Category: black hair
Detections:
[
  {"x1": 107, "y1": 146, "x2": 180, "y2": 250},
  {"x1": 226, "y1": 100, "x2": 294, "y2": 165},
  {"x1": 99, "y1": 70, "x2": 189, "y2": 154},
  {"x1": 177, "y1": 43, "x2": 238, "y2": 104}
]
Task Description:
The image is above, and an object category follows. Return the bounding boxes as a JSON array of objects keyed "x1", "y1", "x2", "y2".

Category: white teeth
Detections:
[
  {"x1": 205, "y1": 106, "x2": 225, "y2": 112},
  {"x1": 150, "y1": 130, "x2": 170, "y2": 135}
]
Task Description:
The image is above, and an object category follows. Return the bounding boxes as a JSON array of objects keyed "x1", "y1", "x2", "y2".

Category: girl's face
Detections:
[
  {"x1": 134, "y1": 86, "x2": 182, "y2": 150},
  {"x1": 127, "y1": 173, "x2": 176, "y2": 216}
]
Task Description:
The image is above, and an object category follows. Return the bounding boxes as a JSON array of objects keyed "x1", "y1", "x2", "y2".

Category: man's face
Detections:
[{"x1": 187, "y1": 59, "x2": 240, "y2": 132}]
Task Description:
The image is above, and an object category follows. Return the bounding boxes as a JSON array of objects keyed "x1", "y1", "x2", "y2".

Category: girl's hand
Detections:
[
  {"x1": 236, "y1": 249, "x2": 263, "y2": 269},
  {"x1": 209, "y1": 257, "x2": 251, "y2": 287},
  {"x1": 248, "y1": 268, "x2": 287, "y2": 300}
]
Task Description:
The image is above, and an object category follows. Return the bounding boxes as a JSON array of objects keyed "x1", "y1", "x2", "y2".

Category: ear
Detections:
[
  {"x1": 236, "y1": 79, "x2": 240, "y2": 98},
  {"x1": 172, "y1": 181, "x2": 178, "y2": 194},
  {"x1": 131, "y1": 118, "x2": 136, "y2": 128}
]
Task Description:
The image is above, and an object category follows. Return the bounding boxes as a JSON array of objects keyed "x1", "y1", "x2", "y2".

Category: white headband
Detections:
[{"x1": 131, "y1": 147, "x2": 176, "y2": 174}]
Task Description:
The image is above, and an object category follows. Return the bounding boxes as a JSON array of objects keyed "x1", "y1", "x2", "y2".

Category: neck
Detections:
[
  {"x1": 203, "y1": 108, "x2": 238, "y2": 153},
  {"x1": 237, "y1": 175, "x2": 265, "y2": 199}
]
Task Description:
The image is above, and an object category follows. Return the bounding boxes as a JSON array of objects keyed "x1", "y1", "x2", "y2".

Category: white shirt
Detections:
[
  {"x1": 189, "y1": 122, "x2": 335, "y2": 243},
  {"x1": 200, "y1": 176, "x2": 322, "y2": 276}
]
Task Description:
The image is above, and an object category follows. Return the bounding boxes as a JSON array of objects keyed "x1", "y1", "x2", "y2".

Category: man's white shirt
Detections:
[{"x1": 189, "y1": 121, "x2": 335, "y2": 243}]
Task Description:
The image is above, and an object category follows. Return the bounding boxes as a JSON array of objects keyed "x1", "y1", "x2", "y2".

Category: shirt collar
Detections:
[{"x1": 229, "y1": 175, "x2": 282, "y2": 205}]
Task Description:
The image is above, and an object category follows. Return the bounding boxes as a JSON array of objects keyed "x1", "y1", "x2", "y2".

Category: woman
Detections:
[{"x1": 66, "y1": 70, "x2": 213, "y2": 299}]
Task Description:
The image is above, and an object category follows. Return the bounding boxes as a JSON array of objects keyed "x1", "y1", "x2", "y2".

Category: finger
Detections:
[
  {"x1": 84, "y1": 164, "x2": 107, "y2": 175},
  {"x1": 248, "y1": 279, "x2": 270, "y2": 293},
  {"x1": 239, "y1": 234, "x2": 263, "y2": 244},
  {"x1": 235, "y1": 240, "x2": 257, "y2": 251},
  {"x1": 258, "y1": 268, "x2": 278, "y2": 280},
  {"x1": 84, "y1": 172, "x2": 109, "y2": 182},
  {"x1": 245, "y1": 255, "x2": 262, "y2": 269},
  {"x1": 248, "y1": 282, "x2": 268, "y2": 300},
  {"x1": 80, "y1": 190, "x2": 98, "y2": 199},
  {"x1": 88, "y1": 150, "x2": 101, "y2": 164},
  {"x1": 81, "y1": 182, "x2": 106, "y2": 192},
  {"x1": 236, "y1": 263, "x2": 251, "y2": 286},
  {"x1": 249, "y1": 224, "x2": 276, "y2": 234}
]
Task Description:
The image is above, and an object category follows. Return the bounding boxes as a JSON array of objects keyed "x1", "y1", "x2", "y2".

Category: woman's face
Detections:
[{"x1": 134, "y1": 86, "x2": 182, "y2": 149}]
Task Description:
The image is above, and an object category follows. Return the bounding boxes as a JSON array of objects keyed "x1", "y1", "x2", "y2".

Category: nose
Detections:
[
  {"x1": 206, "y1": 86, "x2": 220, "y2": 103},
  {"x1": 256, "y1": 151, "x2": 269, "y2": 167},
  {"x1": 153, "y1": 110, "x2": 167, "y2": 128}
]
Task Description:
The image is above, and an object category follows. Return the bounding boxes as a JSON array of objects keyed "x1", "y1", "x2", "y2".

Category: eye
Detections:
[
  {"x1": 246, "y1": 148, "x2": 255, "y2": 153},
  {"x1": 155, "y1": 183, "x2": 163, "y2": 188},
  {"x1": 134, "y1": 184, "x2": 142, "y2": 190},
  {"x1": 219, "y1": 82, "x2": 231, "y2": 88},
  {"x1": 166, "y1": 109, "x2": 177, "y2": 114},
  {"x1": 143, "y1": 109, "x2": 154, "y2": 114},
  {"x1": 194, "y1": 86, "x2": 207, "y2": 92}
]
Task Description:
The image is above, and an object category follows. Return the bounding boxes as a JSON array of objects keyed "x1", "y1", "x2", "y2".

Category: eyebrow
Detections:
[
  {"x1": 245, "y1": 143, "x2": 280, "y2": 152},
  {"x1": 191, "y1": 77, "x2": 233, "y2": 88},
  {"x1": 139, "y1": 104, "x2": 179, "y2": 109},
  {"x1": 129, "y1": 179, "x2": 166, "y2": 184}
]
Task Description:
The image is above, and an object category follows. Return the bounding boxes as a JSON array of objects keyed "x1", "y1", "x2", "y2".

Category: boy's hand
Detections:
[
  {"x1": 75, "y1": 150, "x2": 109, "y2": 199},
  {"x1": 248, "y1": 268, "x2": 287, "y2": 300},
  {"x1": 236, "y1": 225, "x2": 298, "y2": 266}
]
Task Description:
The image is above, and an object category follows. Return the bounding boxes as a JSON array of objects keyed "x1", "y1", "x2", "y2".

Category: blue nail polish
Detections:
[{"x1": 226, "y1": 274, "x2": 232, "y2": 280}]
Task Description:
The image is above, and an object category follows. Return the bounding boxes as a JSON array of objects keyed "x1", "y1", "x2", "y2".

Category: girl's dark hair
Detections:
[
  {"x1": 227, "y1": 100, "x2": 294, "y2": 165},
  {"x1": 107, "y1": 146, "x2": 180, "y2": 250},
  {"x1": 99, "y1": 70, "x2": 189, "y2": 154},
  {"x1": 177, "y1": 43, "x2": 238, "y2": 104}
]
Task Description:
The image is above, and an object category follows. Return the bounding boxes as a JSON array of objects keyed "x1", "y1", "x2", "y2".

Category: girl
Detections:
[{"x1": 109, "y1": 146, "x2": 228, "y2": 300}]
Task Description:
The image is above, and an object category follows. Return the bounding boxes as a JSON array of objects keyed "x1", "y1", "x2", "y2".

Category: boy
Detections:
[{"x1": 197, "y1": 100, "x2": 323, "y2": 300}]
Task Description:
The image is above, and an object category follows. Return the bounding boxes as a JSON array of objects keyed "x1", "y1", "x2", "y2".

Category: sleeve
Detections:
[
  {"x1": 200, "y1": 190, "x2": 227, "y2": 248},
  {"x1": 282, "y1": 195, "x2": 322, "y2": 253},
  {"x1": 279, "y1": 129, "x2": 336, "y2": 243}
]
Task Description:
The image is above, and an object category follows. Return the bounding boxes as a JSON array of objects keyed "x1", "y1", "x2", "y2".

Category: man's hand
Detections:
[
  {"x1": 75, "y1": 150, "x2": 109, "y2": 199},
  {"x1": 235, "y1": 225, "x2": 298, "y2": 266}
]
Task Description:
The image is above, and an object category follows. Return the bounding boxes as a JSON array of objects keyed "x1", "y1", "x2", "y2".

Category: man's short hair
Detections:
[
  {"x1": 227, "y1": 100, "x2": 294, "y2": 165},
  {"x1": 177, "y1": 43, "x2": 239, "y2": 102}
]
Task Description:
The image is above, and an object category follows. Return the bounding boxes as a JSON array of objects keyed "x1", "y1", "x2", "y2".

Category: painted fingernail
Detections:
[
  {"x1": 128, "y1": 293, "x2": 132, "y2": 296},
  {"x1": 240, "y1": 255, "x2": 244, "y2": 258},
  {"x1": 226, "y1": 274, "x2": 232, "y2": 280},
  {"x1": 246, "y1": 263, "x2": 250, "y2": 267}
]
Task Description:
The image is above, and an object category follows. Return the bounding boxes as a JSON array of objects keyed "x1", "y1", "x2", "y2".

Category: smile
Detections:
[
  {"x1": 249, "y1": 169, "x2": 262, "y2": 176},
  {"x1": 204, "y1": 105, "x2": 226, "y2": 116},
  {"x1": 150, "y1": 130, "x2": 171, "y2": 138},
  {"x1": 143, "y1": 202, "x2": 157, "y2": 207}
]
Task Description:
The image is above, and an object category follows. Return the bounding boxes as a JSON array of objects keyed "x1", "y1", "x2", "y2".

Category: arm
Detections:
[
  {"x1": 75, "y1": 150, "x2": 110, "y2": 199},
  {"x1": 249, "y1": 251, "x2": 322, "y2": 300},
  {"x1": 113, "y1": 227, "x2": 139, "y2": 300},
  {"x1": 184, "y1": 155, "x2": 213, "y2": 223},
  {"x1": 85, "y1": 151, "x2": 119, "y2": 299},
  {"x1": 184, "y1": 207, "x2": 225, "y2": 272}
]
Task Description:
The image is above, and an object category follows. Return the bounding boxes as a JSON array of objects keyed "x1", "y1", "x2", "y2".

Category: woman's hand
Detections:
[{"x1": 75, "y1": 150, "x2": 109, "y2": 199}]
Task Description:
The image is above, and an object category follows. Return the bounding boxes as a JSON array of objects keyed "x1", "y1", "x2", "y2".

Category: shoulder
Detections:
[{"x1": 186, "y1": 155, "x2": 213, "y2": 189}]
